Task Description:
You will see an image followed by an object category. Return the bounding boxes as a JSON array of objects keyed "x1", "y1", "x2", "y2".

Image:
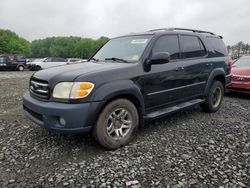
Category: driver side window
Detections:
[{"x1": 152, "y1": 35, "x2": 180, "y2": 60}]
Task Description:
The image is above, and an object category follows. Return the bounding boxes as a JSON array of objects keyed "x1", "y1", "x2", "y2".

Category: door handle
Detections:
[{"x1": 175, "y1": 67, "x2": 184, "y2": 71}]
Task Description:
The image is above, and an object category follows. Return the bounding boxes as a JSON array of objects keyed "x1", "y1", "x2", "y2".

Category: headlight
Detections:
[
  {"x1": 70, "y1": 82, "x2": 95, "y2": 99},
  {"x1": 53, "y1": 82, "x2": 94, "y2": 99}
]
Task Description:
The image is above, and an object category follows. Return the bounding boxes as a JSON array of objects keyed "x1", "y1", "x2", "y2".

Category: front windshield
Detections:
[
  {"x1": 233, "y1": 56, "x2": 250, "y2": 68},
  {"x1": 93, "y1": 35, "x2": 152, "y2": 62}
]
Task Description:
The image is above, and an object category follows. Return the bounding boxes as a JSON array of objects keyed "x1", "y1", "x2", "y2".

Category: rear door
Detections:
[{"x1": 179, "y1": 35, "x2": 208, "y2": 100}]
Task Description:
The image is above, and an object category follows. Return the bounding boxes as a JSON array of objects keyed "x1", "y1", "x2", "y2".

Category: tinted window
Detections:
[
  {"x1": 152, "y1": 35, "x2": 180, "y2": 60},
  {"x1": 17, "y1": 56, "x2": 26, "y2": 61},
  {"x1": 8, "y1": 55, "x2": 15, "y2": 61},
  {"x1": 180, "y1": 35, "x2": 206, "y2": 58},
  {"x1": 206, "y1": 37, "x2": 228, "y2": 56}
]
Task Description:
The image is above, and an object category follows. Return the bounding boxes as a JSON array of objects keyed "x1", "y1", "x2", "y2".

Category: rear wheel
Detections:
[
  {"x1": 200, "y1": 81, "x2": 224, "y2": 113},
  {"x1": 93, "y1": 99, "x2": 139, "y2": 149},
  {"x1": 17, "y1": 65, "x2": 25, "y2": 71}
]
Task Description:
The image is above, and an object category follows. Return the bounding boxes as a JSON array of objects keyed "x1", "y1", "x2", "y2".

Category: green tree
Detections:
[
  {"x1": 0, "y1": 29, "x2": 31, "y2": 56},
  {"x1": 30, "y1": 36, "x2": 109, "y2": 58}
]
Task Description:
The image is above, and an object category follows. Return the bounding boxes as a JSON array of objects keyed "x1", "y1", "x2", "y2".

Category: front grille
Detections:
[{"x1": 29, "y1": 78, "x2": 50, "y2": 99}]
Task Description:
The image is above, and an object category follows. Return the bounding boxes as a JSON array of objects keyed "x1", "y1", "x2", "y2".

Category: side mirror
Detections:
[{"x1": 150, "y1": 52, "x2": 170, "y2": 65}]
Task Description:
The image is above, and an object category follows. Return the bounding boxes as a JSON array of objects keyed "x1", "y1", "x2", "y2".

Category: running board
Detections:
[{"x1": 145, "y1": 99, "x2": 204, "y2": 119}]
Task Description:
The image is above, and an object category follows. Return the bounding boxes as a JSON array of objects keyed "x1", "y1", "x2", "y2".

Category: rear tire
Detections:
[
  {"x1": 200, "y1": 81, "x2": 224, "y2": 113},
  {"x1": 93, "y1": 99, "x2": 139, "y2": 150},
  {"x1": 17, "y1": 65, "x2": 25, "y2": 71}
]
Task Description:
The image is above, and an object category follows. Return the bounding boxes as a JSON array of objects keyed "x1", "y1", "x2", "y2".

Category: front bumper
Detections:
[
  {"x1": 227, "y1": 81, "x2": 250, "y2": 94},
  {"x1": 23, "y1": 92, "x2": 105, "y2": 133}
]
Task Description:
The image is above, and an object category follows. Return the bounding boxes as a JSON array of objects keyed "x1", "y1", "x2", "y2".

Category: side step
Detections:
[{"x1": 145, "y1": 99, "x2": 204, "y2": 119}]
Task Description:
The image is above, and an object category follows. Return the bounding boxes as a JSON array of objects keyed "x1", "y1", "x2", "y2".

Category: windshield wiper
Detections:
[{"x1": 105, "y1": 57, "x2": 128, "y2": 63}]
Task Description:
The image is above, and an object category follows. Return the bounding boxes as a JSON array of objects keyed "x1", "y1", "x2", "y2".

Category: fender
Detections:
[
  {"x1": 204, "y1": 68, "x2": 226, "y2": 96},
  {"x1": 91, "y1": 80, "x2": 145, "y2": 114}
]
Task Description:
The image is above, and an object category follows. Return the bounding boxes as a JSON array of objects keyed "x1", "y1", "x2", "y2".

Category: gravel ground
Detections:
[{"x1": 0, "y1": 71, "x2": 249, "y2": 188}]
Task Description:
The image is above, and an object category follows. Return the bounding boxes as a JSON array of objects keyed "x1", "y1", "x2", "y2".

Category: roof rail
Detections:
[
  {"x1": 147, "y1": 28, "x2": 170, "y2": 32},
  {"x1": 147, "y1": 28, "x2": 215, "y2": 35}
]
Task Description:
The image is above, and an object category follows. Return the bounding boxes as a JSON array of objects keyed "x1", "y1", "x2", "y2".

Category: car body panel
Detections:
[
  {"x1": 227, "y1": 68, "x2": 250, "y2": 94},
  {"x1": 227, "y1": 56, "x2": 250, "y2": 94}
]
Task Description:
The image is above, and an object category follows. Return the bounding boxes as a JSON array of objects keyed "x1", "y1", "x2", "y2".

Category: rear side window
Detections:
[
  {"x1": 17, "y1": 56, "x2": 26, "y2": 61},
  {"x1": 206, "y1": 37, "x2": 228, "y2": 56},
  {"x1": 152, "y1": 35, "x2": 180, "y2": 60},
  {"x1": 180, "y1": 35, "x2": 206, "y2": 58}
]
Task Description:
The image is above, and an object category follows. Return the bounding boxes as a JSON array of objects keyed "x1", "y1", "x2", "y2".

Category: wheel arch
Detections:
[
  {"x1": 89, "y1": 80, "x2": 146, "y2": 128},
  {"x1": 204, "y1": 68, "x2": 226, "y2": 96},
  {"x1": 16, "y1": 63, "x2": 25, "y2": 70}
]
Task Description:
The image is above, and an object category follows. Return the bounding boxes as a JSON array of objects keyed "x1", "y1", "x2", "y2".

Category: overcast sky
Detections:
[{"x1": 0, "y1": 0, "x2": 249, "y2": 45}]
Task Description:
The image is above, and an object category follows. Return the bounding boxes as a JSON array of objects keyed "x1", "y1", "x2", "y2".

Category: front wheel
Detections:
[
  {"x1": 93, "y1": 99, "x2": 139, "y2": 149},
  {"x1": 35, "y1": 65, "x2": 42, "y2": 71},
  {"x1": 200, "y1": 81, "x2": 224, "y2": 113}
]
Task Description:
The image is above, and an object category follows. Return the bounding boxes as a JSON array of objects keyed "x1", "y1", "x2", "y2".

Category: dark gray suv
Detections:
[{"x1": 23, "y1": 28, "x2": 231, "y2": 149}]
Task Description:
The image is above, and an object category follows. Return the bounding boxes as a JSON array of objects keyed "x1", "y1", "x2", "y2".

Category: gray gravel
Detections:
[{"x1": 0, "y1": 71, "x2": 249, "y2": 187}]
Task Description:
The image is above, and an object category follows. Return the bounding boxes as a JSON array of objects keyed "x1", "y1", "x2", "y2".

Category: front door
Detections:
[{"x1": 143, "y1": 35, "x2": 187, "y2": 111}]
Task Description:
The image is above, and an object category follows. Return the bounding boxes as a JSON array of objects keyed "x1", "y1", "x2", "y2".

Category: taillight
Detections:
[{"x1": 228, "y1": 59, "x2": 233, "y2": 74}]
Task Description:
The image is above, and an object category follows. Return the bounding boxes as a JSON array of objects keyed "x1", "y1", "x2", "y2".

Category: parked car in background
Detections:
[
  {"x1": 0, "y1": 54, "x2": 27, "y2": 71},
  {"x1": 27, "y1": 57, "x2": 66, "y2": 70},
  {"x1": 23, "y1": 28, "x2": 231, "y2": 149},
  {"x1": 27, "y1": 58, "x2": 44, "y2": 70},
  {"x1": 227, "y1": 55, "x2": 250, "y2": 94}
]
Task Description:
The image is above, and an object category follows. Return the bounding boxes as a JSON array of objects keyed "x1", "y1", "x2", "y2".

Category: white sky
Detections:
[{"x1": 0, "y1": 0, "x2": 249, "y2": 45}]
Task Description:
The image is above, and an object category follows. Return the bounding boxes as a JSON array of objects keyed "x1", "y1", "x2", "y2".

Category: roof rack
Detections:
[{"x1": 147, "y1": 28, "x2": 215, "y2": 35}]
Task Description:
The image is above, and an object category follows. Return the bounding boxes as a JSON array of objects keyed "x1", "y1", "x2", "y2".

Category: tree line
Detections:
[
  {"x1": 0, "y1": 29, "x2": 109, "y2": 59},
  {"x1": 227, "y1": 41, "x2": 250, "y2": 59}
]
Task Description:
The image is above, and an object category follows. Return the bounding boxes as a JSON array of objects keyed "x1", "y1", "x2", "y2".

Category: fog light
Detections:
[{"x1": 59, "y1": 117, "x2": 66, "y2": 126}]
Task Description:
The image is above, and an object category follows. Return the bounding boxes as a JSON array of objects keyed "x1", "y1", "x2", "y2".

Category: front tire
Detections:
[
  {"x1": 35, "y1": 65, "x2": 42, "y2": 71},
  {"x1": 93, "y1": 99, "x2": 139, "y2": 149},
  {"x1": 200, "y1": 81, "x2": 224, "y2": 113}
]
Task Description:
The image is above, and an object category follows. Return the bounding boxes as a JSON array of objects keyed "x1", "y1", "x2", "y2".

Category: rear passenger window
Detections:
[
  {"x1": 152, "y1": 35, "x2": 180, "y2": 60},
  {"x1": 206, "y1": 37, "x2": 228, "y2": 56},
  {"x1": 180, "y1": 35, "x2": 206, "y2": 58}
]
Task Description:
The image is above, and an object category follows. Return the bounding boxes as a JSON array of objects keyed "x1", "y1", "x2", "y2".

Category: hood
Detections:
[
  {"x1": 231, "y1": 67, "x2": 250, "y2": 76},
  {"x1": 32, "y1": 61, "x2": 136, "y2": 82}
]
